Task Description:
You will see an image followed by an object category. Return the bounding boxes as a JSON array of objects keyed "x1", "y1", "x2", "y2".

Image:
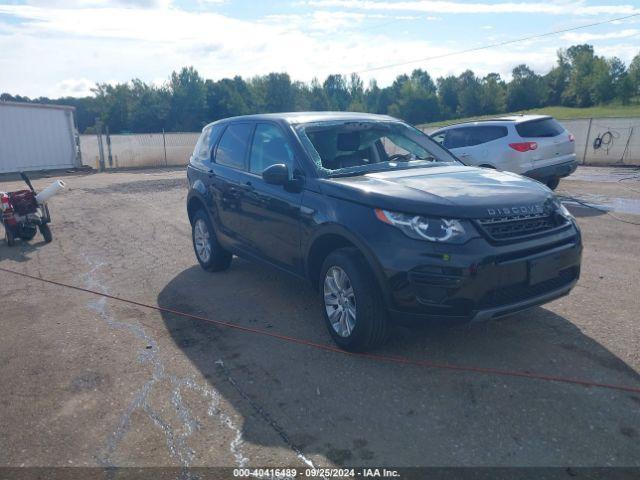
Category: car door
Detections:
[
  {"x1": 209, "y1": 122, "x2": 254, "y2": 250},
  {"x1": 466, "y1": 126, "x2": 508, "y2": 167},
  {"x1": 443, "y1": 127, "x2": 475, "y2": 164},
  {"x1": 242, "y1": 122, "x2": 303, "y2": 273}
]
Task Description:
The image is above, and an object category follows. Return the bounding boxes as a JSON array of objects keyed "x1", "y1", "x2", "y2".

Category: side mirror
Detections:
[{"x1": 262, "y1": 164, "x2": 289, "y2": 185}]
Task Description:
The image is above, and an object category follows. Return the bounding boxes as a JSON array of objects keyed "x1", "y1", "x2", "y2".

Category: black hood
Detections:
[{"x1": 319, "y1": 165, "x2": 556, "y2": 219}]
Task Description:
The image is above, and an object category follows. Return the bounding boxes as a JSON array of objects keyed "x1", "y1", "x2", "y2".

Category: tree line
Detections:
[{"x1": 2, "y1": 44, "x2": 639, "y2": 134}]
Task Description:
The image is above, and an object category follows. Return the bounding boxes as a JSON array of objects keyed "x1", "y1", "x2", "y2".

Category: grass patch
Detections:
[{"x1": 420, "y1": 102, "x2": 640, "y2": 129}]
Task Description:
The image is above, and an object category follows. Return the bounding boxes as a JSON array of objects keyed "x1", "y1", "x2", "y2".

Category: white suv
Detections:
[{"x1": 430, "y1": 115, "x2": 577, "y2": 189}]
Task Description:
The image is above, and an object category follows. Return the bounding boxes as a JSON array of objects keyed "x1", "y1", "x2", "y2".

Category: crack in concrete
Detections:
[
  {"x1": 80, "y1": 256, "x2": 249, "y2": 470},
  {"x1": 214, "y1": 360, "x2": 320, "y2": 472}
]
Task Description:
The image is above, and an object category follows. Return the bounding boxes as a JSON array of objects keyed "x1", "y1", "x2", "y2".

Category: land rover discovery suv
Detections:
[
  {"x1": 187, "y1": 112, "x2": 582, "y2": 351},
  {"x1": 430, "y1": 115, "x2": 577, "y2": 189}
]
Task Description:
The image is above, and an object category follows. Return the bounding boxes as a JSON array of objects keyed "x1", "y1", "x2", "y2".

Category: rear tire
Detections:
[
  {"x1": 546, "y1": 177, "x2": 560, "y2": 190},
  {"x1": 192, "y1": 209, "x2": 232, "y2": 272},
  {"x1": 320, "y1": 247, "x2": 389, "y2": 351},
  {"x1": 39, "y1": 224, "x2": 53, "y2": 243}
]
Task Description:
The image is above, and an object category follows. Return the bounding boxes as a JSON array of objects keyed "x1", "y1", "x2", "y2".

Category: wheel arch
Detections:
[
  {"x1": 187, "y1": 193, "x2": 206, "y2": 225},
  {"x1": 304, "y1": 225, "x2": 392, "y2": 307}
]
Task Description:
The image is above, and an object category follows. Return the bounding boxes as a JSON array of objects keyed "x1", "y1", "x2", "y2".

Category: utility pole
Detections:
[
  {"x1": 96, "y1": 118, "x2": 106, "y2": 172},
  {"x1": 105, "y1": 125, "x2": 113, "y2": 168},
  {"x1": 162, "y1": 128, "x2": 168, "y2": 167},
  {"x1": 582, "y1": 118, "x2": 593, "y2": 165}
]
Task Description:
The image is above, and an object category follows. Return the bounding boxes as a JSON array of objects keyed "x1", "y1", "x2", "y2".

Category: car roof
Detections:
[
  {"x1": 204, "y1": 111, "x2": 398, "y2": 129},
  {"x1": 432, "y1": 114, "x2": 552, "y2": 132}
]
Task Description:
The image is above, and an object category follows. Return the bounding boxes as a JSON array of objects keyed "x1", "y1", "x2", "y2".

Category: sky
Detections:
[{"x1": 0, "y1": 0, "x2": 639, "y2": 98}]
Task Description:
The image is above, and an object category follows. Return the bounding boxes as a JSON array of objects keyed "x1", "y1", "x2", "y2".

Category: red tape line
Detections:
[{"x1": 2, "y1": 266, "x2": 639, "y2": 395}]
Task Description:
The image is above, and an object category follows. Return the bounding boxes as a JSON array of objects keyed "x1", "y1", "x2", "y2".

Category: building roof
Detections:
[{"x1": 0, "y1": 100, "x2": 76, "y2": 112}]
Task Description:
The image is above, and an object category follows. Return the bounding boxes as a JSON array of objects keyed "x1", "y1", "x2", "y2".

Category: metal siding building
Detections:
[{"x1": 0, "y1": 101, "x2": 79, "y2": 174}]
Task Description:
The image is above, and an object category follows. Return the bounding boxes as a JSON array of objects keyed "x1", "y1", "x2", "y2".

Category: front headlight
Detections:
[
  {"x1": 375, "y1": 208, "x2": 470, "y2": 243},
  {"x1": 557, "y1": 202, "x2": 574, "y2": 220}
]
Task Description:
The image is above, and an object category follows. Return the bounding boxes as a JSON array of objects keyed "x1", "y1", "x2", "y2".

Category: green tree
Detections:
[
  {"x1": 388, "y1": 78, "x2": 440, "y2": 124},
  {"x1": 93, "y1": 82, "x2": 132, "y2": 133},
  {"x1": 563, "y1": 44, "x2": 596, "y2": 107},
  {"x1": 629, "y1": 51, "x2": 640, "y2": 97},
  {"x1": 545, "y1": 50, "x2": 570, "y2": 105},
  {"x1": 308, "y1": 78, "x2": 330, "y2": 110},
  {"x1": 206, "y1": 76, "x2": 251, "y2": 120},
  {"x1": 168, "y1": 66, "x2": 207, "y2": 131},
  {"x1": 457, "y1": 70, "x2": 483, "y2": 117},
  {"x1": 128, "y1": 79, "x2": 170, "y2": 133},
  {"x1": 437, "y1": 76, "x2": 459, "y2": 118},
  {"x1": 323, "y1": 74, "x2": 351, "y2": 110},
  {"x1": 480, "y1": 73, "x2": 506, "y2": 114},
  {"x1": 262, "y1": 73, "x2": 295, "y2": 112},
  {"x1": 506, "y1": 65, "x2": 547, "y2": 111}
]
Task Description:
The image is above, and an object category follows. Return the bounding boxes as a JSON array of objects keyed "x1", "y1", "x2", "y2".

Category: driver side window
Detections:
[{"x1": 249, "y1": 123, "x2": 294, "y2": 174}]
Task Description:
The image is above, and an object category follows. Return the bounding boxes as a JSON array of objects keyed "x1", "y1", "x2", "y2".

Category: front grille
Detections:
[
  {"x1": 476, "y1": 212, "x2": 568, "y2": 242},
  {"x1": 478, "y1": 267, "x2": 577, "y2": 308}
]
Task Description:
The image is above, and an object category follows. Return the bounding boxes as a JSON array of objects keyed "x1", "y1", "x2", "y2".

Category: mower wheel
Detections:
[
  {"x1": 5, "y1": 227, "x2": 16, "y2": 247},
  {"x1": 40, "y1": 224, "x2": 53, "y2": 243}
]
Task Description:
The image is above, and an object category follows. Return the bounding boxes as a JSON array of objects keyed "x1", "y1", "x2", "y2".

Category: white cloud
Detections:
[
  {"x1": 304, "y1": 0, "x2": 640, "y2": 16},
  {"x1": 25, "y1": 0, "x2": 172, "y2": 7},
  {"x1": 0, "y1": 2, "x2": 638, "y2": 99},
  {"x1": 561, "y1": 28, "x2": 640, "y2": 41},
  {"x1": 55, "y1": 78, "x2": 96, "y2": 96}
]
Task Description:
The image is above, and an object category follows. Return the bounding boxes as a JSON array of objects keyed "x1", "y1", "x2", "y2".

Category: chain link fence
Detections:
[{"x1": 80, "y1": 132, "x2": 200, "y2": 169}]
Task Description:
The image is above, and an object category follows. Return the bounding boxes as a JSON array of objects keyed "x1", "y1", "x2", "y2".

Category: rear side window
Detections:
[
  {"x1": 444, "y1": 128, "x2": 472, "y2": 149},
  {"x1": 431, "y1": 132, "x2": 446, "y2": 145},
  {"x1": 468, "y1": 126, "x2": 508, "y2": 145},
  {"x1": 516, "y1": 118, "x2": 564, "y2": 138},
  {"x1": 444, "y1": 126, "x2": 507, "y2": 148},
  {"x1": 193, "y1": 125, "x2": 224, "y2": 162},
  {"x1": 215, "y1": 123, "x2": 253, "y2": 169},
  {"x1": 193, "y1": 126, "x2": 212, "y2": 161}
]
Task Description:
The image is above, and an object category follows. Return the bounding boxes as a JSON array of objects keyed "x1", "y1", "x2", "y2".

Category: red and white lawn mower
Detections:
[{"x1": 1, "y1": 172, "x2": 65, "y2": 246}]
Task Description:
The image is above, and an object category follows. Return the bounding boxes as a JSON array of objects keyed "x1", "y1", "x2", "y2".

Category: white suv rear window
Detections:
[{"x1": 516, "y1": 118, "x2": 564, "y2": 138}]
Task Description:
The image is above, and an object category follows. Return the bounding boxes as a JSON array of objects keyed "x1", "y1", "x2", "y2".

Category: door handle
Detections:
[{"x1": 245, "y1": 181, "x2": 255, "y2": 190}]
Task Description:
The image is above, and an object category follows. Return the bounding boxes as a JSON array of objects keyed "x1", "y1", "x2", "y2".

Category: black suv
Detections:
[{"x1": 187, "y1": 112, "x2": 582, "y2": 351}]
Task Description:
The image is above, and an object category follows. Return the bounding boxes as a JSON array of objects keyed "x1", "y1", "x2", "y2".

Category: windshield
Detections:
[{"x1": 295, "y1": 120, "x2": 461, "y2": 176}]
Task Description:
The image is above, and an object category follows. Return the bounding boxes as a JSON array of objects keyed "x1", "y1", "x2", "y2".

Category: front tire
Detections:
[
  {"x1": 320, "y1": 248, "x2": 389, "y2": 351},
  {"x1": 192, "y1": 209, "x2": 232, "y2": 272},
  {"x1": 5, "y1": 226, "x2": 16, "y2": 247}
]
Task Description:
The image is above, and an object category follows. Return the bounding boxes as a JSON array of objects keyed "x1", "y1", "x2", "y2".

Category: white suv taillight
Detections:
[{"x1": 508, "y1": 142, "x2": 538, "y2": 152}]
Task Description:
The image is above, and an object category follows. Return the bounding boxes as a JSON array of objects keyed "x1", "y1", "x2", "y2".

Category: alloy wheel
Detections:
[
  {"x1": 323, "y1": 266, "x2": 357, "y2": 337},
  {"x1": 194, "y1": 218, "x2": 211, "y2": 263}
]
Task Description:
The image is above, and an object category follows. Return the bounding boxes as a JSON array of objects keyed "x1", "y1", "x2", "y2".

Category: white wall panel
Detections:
[{"x1": 0, "y1": 102, "x2": 78, "y2": 174}]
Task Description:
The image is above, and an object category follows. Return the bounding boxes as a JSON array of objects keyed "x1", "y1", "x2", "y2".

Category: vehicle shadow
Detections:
[{"x1": 157, "y1": 261, "x2": 640, "y2": 467}]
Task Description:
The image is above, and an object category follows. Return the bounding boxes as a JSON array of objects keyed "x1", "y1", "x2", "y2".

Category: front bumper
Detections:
[{"x1": 369, "y1": 222, "x2": 582, "y2": 324}]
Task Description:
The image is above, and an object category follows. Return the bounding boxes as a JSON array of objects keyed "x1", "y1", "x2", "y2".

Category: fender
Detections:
[
  {"x1": 186, "y1": 184, "x2": 220, "y2": 232},
  {"x1": 304, "y1": 222, "x2": 394, "y2": 309}
]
